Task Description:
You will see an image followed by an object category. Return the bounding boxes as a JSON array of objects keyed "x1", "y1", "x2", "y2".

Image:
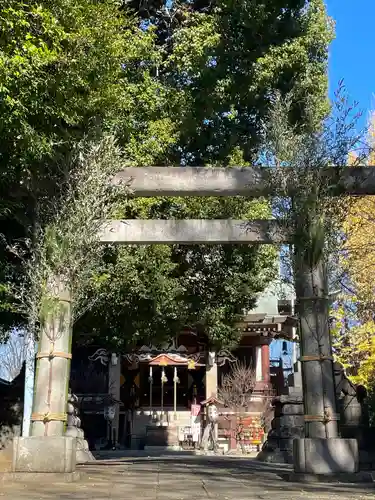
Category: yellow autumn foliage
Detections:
[
  {"x1": 332, "y1": 308, "x2": 375, "y2": 388},
  {"x1": 333, "y1": 112, "x2": 375, "y2": 393},
  {"x1": 343, "y1": 112, "x2": 375, "y2": 320}
]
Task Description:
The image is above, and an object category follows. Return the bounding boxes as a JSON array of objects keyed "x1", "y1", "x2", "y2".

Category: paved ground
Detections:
[{"x1": 1, "y1": 455, "x2": 375, "y2": 499}]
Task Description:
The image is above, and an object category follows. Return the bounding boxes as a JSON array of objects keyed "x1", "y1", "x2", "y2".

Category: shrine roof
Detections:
[
  {"x1": 236, "y1": 313, "x2": 297, "y2": 340},
  {"x1": 148, "y1": 353, "x2": 204, "y2": 367},
  {"x1": 201, "y1": 396, "x2": 223, "y2": 406}
]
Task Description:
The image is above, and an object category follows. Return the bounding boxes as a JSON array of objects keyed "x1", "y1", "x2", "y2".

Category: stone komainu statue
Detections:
[
  {"x1": 66, "y1": 388, "x2": 95, "y2": 462},
  {"x1": 334, "y1": 362, "x2": 369, "y2": 446}
]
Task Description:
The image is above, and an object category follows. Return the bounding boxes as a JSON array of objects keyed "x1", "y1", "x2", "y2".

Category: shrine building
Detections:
[{"x1": 70, "y1": 286, "x2": 297, "y2": 450}]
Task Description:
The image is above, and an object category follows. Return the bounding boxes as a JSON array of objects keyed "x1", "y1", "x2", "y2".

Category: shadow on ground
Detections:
[{"x1": 1, "y1": 455, "x2": 374, "y2": 499}]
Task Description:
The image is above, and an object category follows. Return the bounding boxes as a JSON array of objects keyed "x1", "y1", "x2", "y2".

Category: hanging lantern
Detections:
[
  {"x1": 161, "y1": 367, "x2": 168, "y2": 383},
  {"x1": 104, "y1": 405, "x2": 116, "y2": 421},
  {"x1": 148, "y1": 365, "x2": 153, "y2": 383},
  {"x1": 188, "y1": 359, "x2": 195, "y2": 370}
]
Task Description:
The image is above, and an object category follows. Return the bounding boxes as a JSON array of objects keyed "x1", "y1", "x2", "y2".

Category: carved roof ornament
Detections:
[
  {"x1": 88, "y1": 348, "x2": 109, "y2": 366},
  {"x1": 216, "y1": 349, "x2": 237, "y2": 367}
]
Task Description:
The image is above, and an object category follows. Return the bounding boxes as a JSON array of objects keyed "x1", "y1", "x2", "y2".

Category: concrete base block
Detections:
[
  {"x1": 293, "y1": 438, "x2": 359, "y2": 475},
  {"x1": 13, "y1": 436, "x2": 77, "y2": 473}
]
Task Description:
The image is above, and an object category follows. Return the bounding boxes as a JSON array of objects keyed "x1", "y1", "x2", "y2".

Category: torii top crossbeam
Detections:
[{"x1": 111, "y1": 166, "x2": 375, "y2": 197}]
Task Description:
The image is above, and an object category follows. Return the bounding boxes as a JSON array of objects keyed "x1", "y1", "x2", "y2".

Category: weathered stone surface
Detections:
[
  {"x1": 99, "y1": 219, "x2": 289, "y2": 245},
  {"x1": 111, "y1": 166, "x2": 270, "y2": 197},
  {"x1": 12, "y1": 436, "x2": 76, "y2": 473},
  {"x1": 273, "y1": 395, "x2": 303, "y2": 405},
  {"x1": 278, "y1": 427, "x2": 304, "y2": 439},
  {"x1": 279, "y1": 438, "x2": 296, "y2": 452},
  {"x1": 274, "y1": 404, "x2": 304, "y2": 417},
  {"x1": 258, "y1": 360, "x2": 305, "y2": 465},
  {"x1": 1, "y1": 455, "x2": 375, "y2": 499},
  {"x1": 0, "y1": 471, "x2": 82, "y2": 482},
  {"x1": 271, "y1": 415, "x2": 304, "y2": 430},
  {"x1": 76, "y1": 438, "x2": 95, "y2": 464},
  {"x1": 66, "y1": 390, "x2": 95, "y2": 464},
  {"x1": 110, "y1": 166, "x2": 375, "y2": 197},
  {"x1": 0, "y1": 445, "x2": 12, "y2": 472},
  {"x1": 31, "y1": 277, "x2": 72, "y2": 437},
  {"x1": 294, "y1": 257, "x2": 338, "y2": 440},
  {"x1": 283, "y1": 471, "x2": 375, "y2": 483},
  {"x1": 256, "y1": 447, "x2": 292, "y2": 464},
  {"x1": 293, "y1": 438, "x2": 359, "y2": 475}
]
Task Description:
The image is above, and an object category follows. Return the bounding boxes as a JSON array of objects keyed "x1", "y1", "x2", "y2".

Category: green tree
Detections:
[
  {"x1": 124, "y1": 0, "x2": 333, "y2": 164},
  {"x1": 0, "y1": 0, "x2": 167, "y2": 328},
  {"x1": 0, "y1": 0, "x2": 334, "y2": 350}
]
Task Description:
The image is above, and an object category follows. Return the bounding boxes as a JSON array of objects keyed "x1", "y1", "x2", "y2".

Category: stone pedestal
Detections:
[
  {"x1": 293, "y1": 438, "x2": 359, "y2": 474},
  {"x1": 257, "y1": 394, "x2": 304, "y2": 463},
  {"x1": 12, "y1": 436, "x2": 76, "y2": 473},
  {"x1": 66, "y1": 390, "x2": 95, "y2": 463},
  {"x1": 257, "y1": 361, "x2": 304, "y2": 464},
  {"x1": 75, "y1": 436, "x2": 95, "y2": 463}
]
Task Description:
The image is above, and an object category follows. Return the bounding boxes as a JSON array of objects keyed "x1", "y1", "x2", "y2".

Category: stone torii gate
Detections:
[{"x1": 12, "y1": 166, "x2": 375, "y2": 477}]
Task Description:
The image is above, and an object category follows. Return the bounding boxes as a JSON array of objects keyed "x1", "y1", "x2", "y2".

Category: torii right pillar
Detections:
[{"x1": 293, "y1": 245, "x2": 359, "y2": 476}]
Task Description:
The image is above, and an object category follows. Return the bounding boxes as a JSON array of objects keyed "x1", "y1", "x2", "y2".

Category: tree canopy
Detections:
[{"x1": 0, "y1": 0, "x2": 334, "y2": 348}]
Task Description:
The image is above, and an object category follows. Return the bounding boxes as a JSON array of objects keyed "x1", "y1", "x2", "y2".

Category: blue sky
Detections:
[{"x1": 327, "y1": 0, "x2": 374, "y2": 130}]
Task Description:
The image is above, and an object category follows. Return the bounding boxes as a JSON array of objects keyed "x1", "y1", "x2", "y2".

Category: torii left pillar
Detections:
[{"x1": 12, "y1": 276, "x2": 77, "y2": 474}]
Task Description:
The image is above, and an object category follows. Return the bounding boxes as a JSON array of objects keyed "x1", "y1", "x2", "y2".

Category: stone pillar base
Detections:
[
  {"x1": 13, "y1": 436, "x2": 76, "y2": 473},
  {"x1": 293, "y1": 438, "x2": 359, "y2": 475}
]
